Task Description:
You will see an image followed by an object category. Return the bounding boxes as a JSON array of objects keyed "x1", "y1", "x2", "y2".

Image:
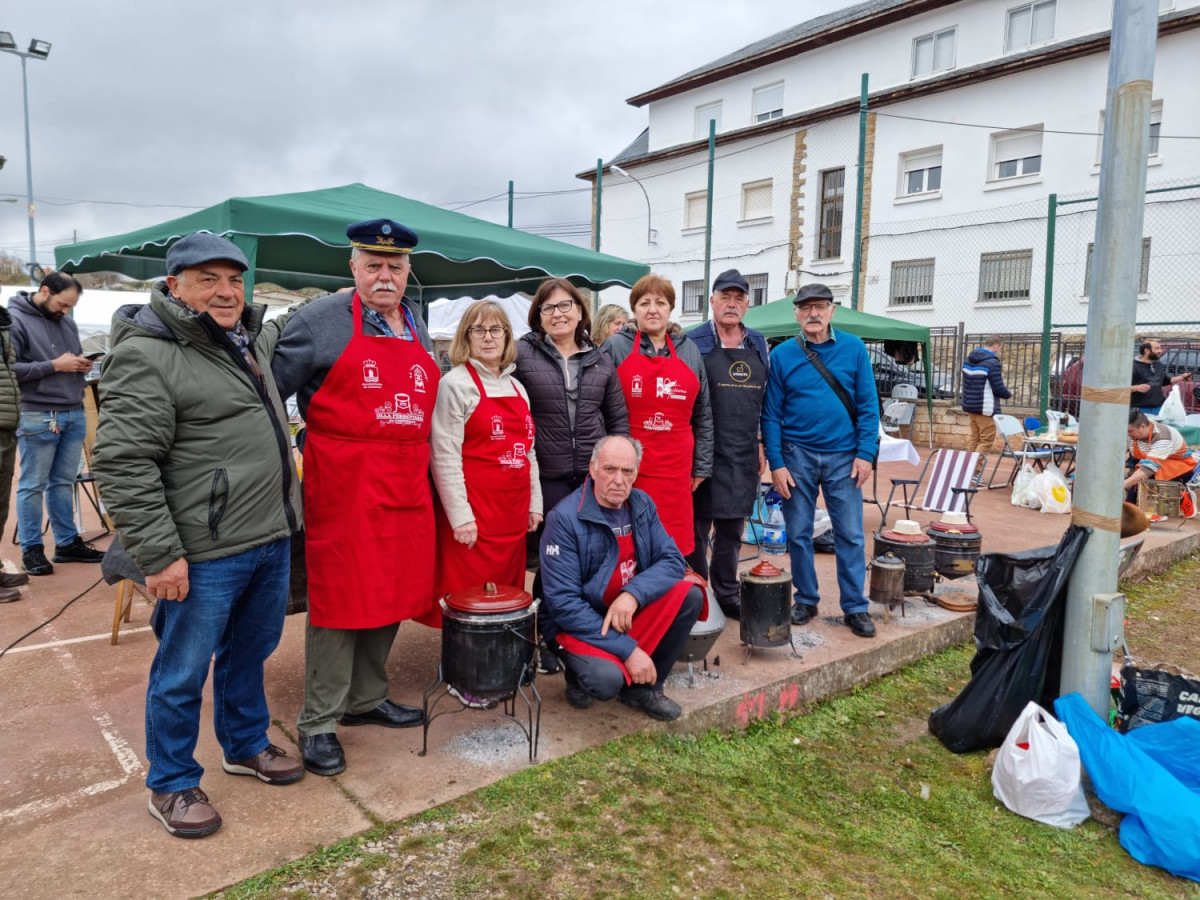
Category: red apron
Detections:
[
  {"x1": 302, "y1": 292, "x2": 440, "y2": 629},
  {"x1": 433, "y1": 363, "x2": 534, "y2": 600},
  {"x1": 618, "y1": 332, "x2": 700, "y2": 554},
  {"x1": 556, "y1": 531, "x2": 695, "y2": 685}
]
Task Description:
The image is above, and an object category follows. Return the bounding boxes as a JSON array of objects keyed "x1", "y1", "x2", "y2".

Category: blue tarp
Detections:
[{"x1": 1055, "y1": 692, "x2": 1200, "y2": 882}]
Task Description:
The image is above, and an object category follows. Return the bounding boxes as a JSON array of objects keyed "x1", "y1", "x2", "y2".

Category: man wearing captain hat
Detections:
[{"x1": 273, "y1": 218, "x2": 440, "y2": 777}]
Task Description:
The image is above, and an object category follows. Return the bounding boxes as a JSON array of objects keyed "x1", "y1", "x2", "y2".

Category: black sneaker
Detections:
[
  {"x1": 564, "y1": 684, "x2": 594, "y2": 709},
  {"x1": 618, "y1": 685, "x2": 682, "y2": 721},
  {"x1": 844, "y1": 612, "x2": 877, "y2": 638},
  {"x1": 536, "y1": 639, "x2": 562, "y2": 675},
  {"x1": 791, "y1": 603, "x2": 817, "y2": 626},
  {"x1": 21, "y1": 546, "x2": 53, "y2": 576},
  {"x1": 52, "y1": 538, "x2": 104, "y2": 564}
]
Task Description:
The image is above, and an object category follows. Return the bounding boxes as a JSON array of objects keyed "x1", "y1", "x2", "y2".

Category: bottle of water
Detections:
[{"x1": 763, "y1": 503, "x2": 787, "y2": 554}]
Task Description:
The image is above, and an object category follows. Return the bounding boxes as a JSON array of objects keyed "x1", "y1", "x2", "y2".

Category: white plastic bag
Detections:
[
  {"x1": 1030, "y1": 464, "x2": 1071, "y2": 514},
  {"x1": 992, "y1": 701, "x2": 1091, "y2": 829},
  {"x1": 1158, "y1": 384, "x2": 1186, "y2": 425},
  {"x1": 813, "y1": 508, "x2": 833, "y2": 538},
  {"x1": 1011, "y1": 463, "x2": 1039, "y2": 508}
]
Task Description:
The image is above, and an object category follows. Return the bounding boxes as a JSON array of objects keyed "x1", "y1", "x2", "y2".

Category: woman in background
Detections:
[{"x1": 593, "y1": 304, "x2": 628, "y2": 342}]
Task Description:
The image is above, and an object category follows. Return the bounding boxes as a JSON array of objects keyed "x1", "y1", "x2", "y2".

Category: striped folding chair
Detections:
[{"x1": 883, "y1": 449, "x2": 981, "y2": 525}]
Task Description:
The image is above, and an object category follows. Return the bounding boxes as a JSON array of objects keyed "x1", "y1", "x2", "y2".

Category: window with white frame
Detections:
[
  {"x1": 818, "y1": 168, "x2": 845, "y2": 260},
  {"x1": 890, "y1": 259, "x2": 935, "y2": 306},
  {"x1": 694, "y1": 102, "x2": 722, "y2": 139},
  {"x1": 741, "y1": 179, "x2": 773, "y2": 220},
  {"x1": 746, "y1": 273, "x2": 769, "y2": 306},
  {"x1": 682, "y1": 279, "x2": 705, "y2": 314},
  {"x1": 1005, "y1": 0, "x2": 1056, "y2": 53},
  {"x1": 684, "y1": 191, "x2": 707, "y2": 230},
  {"x1": 1096, "y1": 101, "x2": 1163, "y2": 162},
  {"x1": 990, "y1": 127, "x2": 1043, "y2": 180},
  {"x1": 752, "y1": 83, "x2": 784, "y2": 122},
  {"x1": 1084, "y1": 238, "x2": 1151, "y2": 295},
  {"x1": 899, "y1": 147, "x2": 943, "y2": 196},
  {"x1": 912, "y1": 27, "x2": 956, "y2": 77},
  {"x1": 978, "y1": 250, "x2": 1034, "y2": 303}
]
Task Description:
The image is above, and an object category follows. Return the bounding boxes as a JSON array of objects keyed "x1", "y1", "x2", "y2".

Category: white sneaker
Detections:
[{"x1": 447, "y1": 685, "x2": 498, "y2": 709}]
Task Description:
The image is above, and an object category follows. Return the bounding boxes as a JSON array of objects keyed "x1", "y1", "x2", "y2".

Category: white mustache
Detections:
[{"x1": 372, "y1": 283, "x2": 397, "y2": 293}]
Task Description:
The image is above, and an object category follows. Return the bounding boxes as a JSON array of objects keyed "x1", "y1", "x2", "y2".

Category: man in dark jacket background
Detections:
[
  {"x1": 539, "y1": 435, "x2": 703, "y2": 722},
  {"x1": 9, "y1": 272, "x2": 103, "y2": 576},
  {"x1": 94, "y1": 233, "x2": 304, "y2": 838},
  {"x1": 0, "y1": 305, "x2": 29, "y2": 600},
  {"x1": 960, "y1": 336, "x2": 1012, "y2": 484}
]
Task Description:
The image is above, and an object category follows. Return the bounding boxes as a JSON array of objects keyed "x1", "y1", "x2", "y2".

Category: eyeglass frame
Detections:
[
  {"x1": 467, "y1": 324, "x2": 508, "y2": 339},
  {"x1": 794, "y1": 300, "x2": 834, "y2": 312},
  {"x1": 539, "y1": 298, "x2": 577, "y2": 316}
]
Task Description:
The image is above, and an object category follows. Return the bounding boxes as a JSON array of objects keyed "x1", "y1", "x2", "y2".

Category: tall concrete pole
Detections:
[
  {"x1": 1060, "y1": 0, "x2": 1158, "y2": 716},
  {"x1": 20, "y1": 55, "x2": 37, "y2": 284}
]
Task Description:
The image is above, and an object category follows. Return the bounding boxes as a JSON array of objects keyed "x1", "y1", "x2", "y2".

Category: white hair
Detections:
[{"x1": 591, "y1": 434, "x2": 643, "y2": 467}]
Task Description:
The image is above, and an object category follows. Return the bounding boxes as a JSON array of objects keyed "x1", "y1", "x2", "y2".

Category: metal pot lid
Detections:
[
  {"x1": 928, "y1": 520, "x2": 981, "y2": 534},
  {"x1": 742, "y1": 560, "x2": 791, "y2": 582},
  {"x1": 878, "y1": 529, "x2": 934, "y2": 543},
  {"x1": 442, "y1": 581, "x2": 532, "y2": 614},
  {"x1": 871, "y1": 552, "x2": 906, "y2": 571}
]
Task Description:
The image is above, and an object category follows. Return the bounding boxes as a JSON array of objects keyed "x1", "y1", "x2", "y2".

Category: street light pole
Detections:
[
  {"x1": 0, "y1": 32, "x2": 52, "y2": 286},
  {"x1": 610, "y1": 165, "x2": 656, "y2": 245}
]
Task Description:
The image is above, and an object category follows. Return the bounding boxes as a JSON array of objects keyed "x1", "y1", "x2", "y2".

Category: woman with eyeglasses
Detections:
[
  {"x1": 431, "y1": 301, "x2": 542, "y2": 703},
  {"x1": 603, "y1": 274, "x2": 712, "y2": 555},
  {"x1": 515, "y1": 280, "x2": 628, "y2": 529}
]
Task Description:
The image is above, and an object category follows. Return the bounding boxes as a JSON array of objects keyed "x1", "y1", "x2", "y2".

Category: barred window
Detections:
[
  {"x1": 978, "y1": 250, "x2": 1034, "y2": 303},
  {"x1": 682, "y1": 279, "x2": 705, "y2": 314},
  {"x1": 1084, "y1": 238, "x2": 1151, "y2": 295},
  {"x1": 746, "y1": 273, "x2": 769, "y2": 306},
  {"x1": 818, "y1": 168, "x2": 845, "y2": 260},
  {"x1": 889, "y1": 259, "x2": 935, "y2": 306}
]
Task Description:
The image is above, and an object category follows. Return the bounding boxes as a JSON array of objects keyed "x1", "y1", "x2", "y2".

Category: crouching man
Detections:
[{"x1": 539, "y1": 435, "x2": 703, "y2": 721}]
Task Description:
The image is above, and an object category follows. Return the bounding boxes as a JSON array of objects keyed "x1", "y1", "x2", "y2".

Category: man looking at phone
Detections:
[
  {"x1": 8, "y1": 272, "x2": 104, "y2": 576},
  {"x1": 1131, "y1": 339, "x2": 1193, "y2": 417}
]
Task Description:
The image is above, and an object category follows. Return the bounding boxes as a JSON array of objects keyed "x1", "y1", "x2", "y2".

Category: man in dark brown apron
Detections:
[{"x1": 686, "y1": 270, "x2": 769, "y2": 619}]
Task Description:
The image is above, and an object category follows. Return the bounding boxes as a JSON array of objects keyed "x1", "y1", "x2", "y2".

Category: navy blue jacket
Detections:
[
  {"x1": 539, "y1": 479, "x2": 685, "y2": 660},
  {"x1": 689, "y1": 320, "x2": 770, "y2": 370},
  {"x1": 961, "y1": 347, "x2": 1011, "y2": 416}
]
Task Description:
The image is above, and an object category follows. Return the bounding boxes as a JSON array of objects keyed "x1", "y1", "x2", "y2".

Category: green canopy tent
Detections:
[
  {"x1": 54, "y1": 182, "x2": 648, "y2": 306},
  {"x1": 693, "y1": 294, "x2": 935, "y2": 445}
]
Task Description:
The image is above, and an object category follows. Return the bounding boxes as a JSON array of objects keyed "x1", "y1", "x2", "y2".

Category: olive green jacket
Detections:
[
  {"x1": 0, "y1": 308, "x2": 19, "y2": 431},
  {"x1": 92, "y1": 284, "x2": 301, "y2": 576}
]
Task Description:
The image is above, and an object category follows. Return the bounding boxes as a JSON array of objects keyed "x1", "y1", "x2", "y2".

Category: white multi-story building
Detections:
[{"x1": 582, "y1": 0, "x2": 1200, "y2": 336}]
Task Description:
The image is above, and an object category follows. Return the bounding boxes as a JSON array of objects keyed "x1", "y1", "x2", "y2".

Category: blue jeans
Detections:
[
  {"x1": 778, "y1": 443, "x2": 868, "y2": 615},
  {"x1": 16, "y1": 408, "x2": 87, "y2": 550},
  {"x1": 145, "y1": 538, "x2": 290, "y2": 794}
]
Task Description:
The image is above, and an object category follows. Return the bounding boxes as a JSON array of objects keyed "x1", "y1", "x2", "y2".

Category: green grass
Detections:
[{"x1": 211, "y1": 641, "x2": 1200, "y2": 900}]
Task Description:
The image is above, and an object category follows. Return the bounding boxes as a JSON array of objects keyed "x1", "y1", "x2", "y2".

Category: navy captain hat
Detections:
[
  {"x1": 712, "y1": 268, "x2": 749, "y2": 294},
  {"x1": 346, "y1": 218, "x2": 419, "y2": 254}
]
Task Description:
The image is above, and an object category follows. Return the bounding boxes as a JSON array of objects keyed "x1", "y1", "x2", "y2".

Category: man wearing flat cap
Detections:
[
  {"x1": 685, "y1": 269, "x2": 768, "y2": 619},
  {"x1": 761, "y1": 283, "x2": 879, "y2": 639},
  {"x1": 273, "y1": 218, "x2": 440, "y2": 777},
  {"x1": 94, "y1": 232, "x2": 305, "y2": 838}
]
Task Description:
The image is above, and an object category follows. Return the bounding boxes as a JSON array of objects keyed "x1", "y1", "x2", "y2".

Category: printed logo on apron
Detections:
[
  {"x1": 411, "y1": 365, "x2": 428, "y2": 392},
  {"x1": 656, "y1": 376, "x2": 687, "y2": 400},
  {"x1": 644, "y1": 411, "x2": 673, "y2": 432},
  {"x1": 631, "y1": 374, "x2": 644, "y2": 397},
  {"x1": 490, "y1": 415, "x2": 506, "y2": 440},
  {"x1": 499, "y1": 442, "x2": 528, "y2": 470},
  {"x1": 362, "y1": 358, "x2": 381, "y2": 388},
  {"x1": 729, "y1": 360, "x2": 752, "y2": 383},
  {"x1": 374, "y1": 392, "x2": 426, "y2": 427},
  {"x1": 619, "y1": 557, "x2": 638, "y2": 586},
  {"x1": 526, "y1": 414, "x2": 535, "y2": 441}
]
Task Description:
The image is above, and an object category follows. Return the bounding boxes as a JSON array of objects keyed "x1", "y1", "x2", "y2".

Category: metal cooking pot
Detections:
[
  {"x1": 677, "y1": 570, "x2": 726, "y2": 663},
  {"x1": 868, "y1": 552, "x2": 906, "y2": 609},
  {"x1": 440, "y1": 582, "x2": 538, "y2": 702},
  {"x1": 739, "y1": 560, "x2": 793, "y2": 647}
]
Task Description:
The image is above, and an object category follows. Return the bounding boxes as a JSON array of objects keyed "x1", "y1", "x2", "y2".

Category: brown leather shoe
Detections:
[
  {"x1": 148, "y1": 788, "x2": 221, "y2": 838},
  {"x1": 0, "y1": 571, "x2": 30, "y2": 588},
  {"x1": 222, "y1": 743, "x2": 305, "y2": 785}
]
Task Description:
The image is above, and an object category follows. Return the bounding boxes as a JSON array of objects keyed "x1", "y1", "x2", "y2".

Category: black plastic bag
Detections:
[
  {"x1": 928, "y1": 524, "x2": 1090, "y2": 753},
  {"x1": 813, "y1": 529, "x2": 836, "y2": 553}
]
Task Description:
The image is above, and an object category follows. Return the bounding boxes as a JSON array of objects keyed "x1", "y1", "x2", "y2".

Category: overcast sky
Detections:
[{"x1": 0, "y1": 1, "x2": 850, "y2": 273}]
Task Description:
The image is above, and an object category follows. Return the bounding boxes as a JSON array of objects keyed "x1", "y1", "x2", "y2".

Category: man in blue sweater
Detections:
[
  {"x1": 960, "y1": 336, "x2": 1011, "y2": 484},
  {"x1": 761, "y1": 284, "x2": 879, "y2": 638}
]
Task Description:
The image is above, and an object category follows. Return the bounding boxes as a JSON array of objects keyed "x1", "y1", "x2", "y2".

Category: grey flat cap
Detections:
[
  {"x1": 793, "y1": 282, "x2": 834, "y2": 303},
  {"x1": 166, "y1": 233, "x2": 249, "y2": 276}
]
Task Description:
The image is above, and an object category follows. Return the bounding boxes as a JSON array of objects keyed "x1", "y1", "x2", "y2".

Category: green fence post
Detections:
[
  {"x1": 1040, "y1": 193, "x2": 1057, "y2": 417},
  {"x1": 850, "y1": 73, "x2": 868, "y2": 312}
]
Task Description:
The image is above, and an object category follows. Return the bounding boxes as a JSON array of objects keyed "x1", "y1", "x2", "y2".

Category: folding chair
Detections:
[
  {"x1": 881, "y1": 400, "x2": 915, "y2": 438},
  {"x1": 892, "y1": 383, "x2": 919, "y2": 401},
  {"x1": 882, "y1": 449, "x2": 981, "y2": 526},
  {"x1": 986, "y1": 414, "x2": 1053, "y2": 489}
]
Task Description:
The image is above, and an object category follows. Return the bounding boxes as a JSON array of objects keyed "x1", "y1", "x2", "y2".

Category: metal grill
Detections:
[{"x1": 978, "y1": 249, "x2": 1034, "y2": 303}]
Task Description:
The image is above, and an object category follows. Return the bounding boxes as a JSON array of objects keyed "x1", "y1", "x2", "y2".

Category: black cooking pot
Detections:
[
  {"x1": 739, "y1": 561, "x2": 793, "y2": 647},
  {"x1": 440, "y1": 582, "x2": 538, "y2": 702}
]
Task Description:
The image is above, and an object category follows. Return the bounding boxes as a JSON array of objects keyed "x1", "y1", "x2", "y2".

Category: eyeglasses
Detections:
[
  {"x1": 796, "y1": 301, "x2": 833, "y2": 312},
  {"x1": 539, "y1": 299, "x2": 576, "y2": 316},
  {"x1": 468, "y1": 325, "x2": 507, "y2": 339}
]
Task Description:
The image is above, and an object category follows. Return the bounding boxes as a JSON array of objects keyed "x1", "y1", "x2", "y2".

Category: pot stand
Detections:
[{"x1": 420, "y1": 663, "x2": 542, "y2": 763}]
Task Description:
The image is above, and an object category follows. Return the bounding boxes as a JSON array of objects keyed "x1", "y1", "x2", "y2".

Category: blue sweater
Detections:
[{"x1": 761, "y1": 330, "x2": 879, "y2": 468}]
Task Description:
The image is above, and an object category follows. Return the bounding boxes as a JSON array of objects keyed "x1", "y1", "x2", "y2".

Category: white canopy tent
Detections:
[{"x1": 426, "y1": 294, "x2": 532, "y2": 340}]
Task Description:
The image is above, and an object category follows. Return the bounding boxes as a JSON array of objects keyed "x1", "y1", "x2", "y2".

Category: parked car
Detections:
[{"x1": 867, "y1": 346, "x2": 954, "y2": 400}]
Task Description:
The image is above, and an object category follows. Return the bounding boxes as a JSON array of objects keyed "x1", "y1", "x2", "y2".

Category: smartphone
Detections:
[{"x1": 84, "y1": 351, "x2": 105, "y2": 361}]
